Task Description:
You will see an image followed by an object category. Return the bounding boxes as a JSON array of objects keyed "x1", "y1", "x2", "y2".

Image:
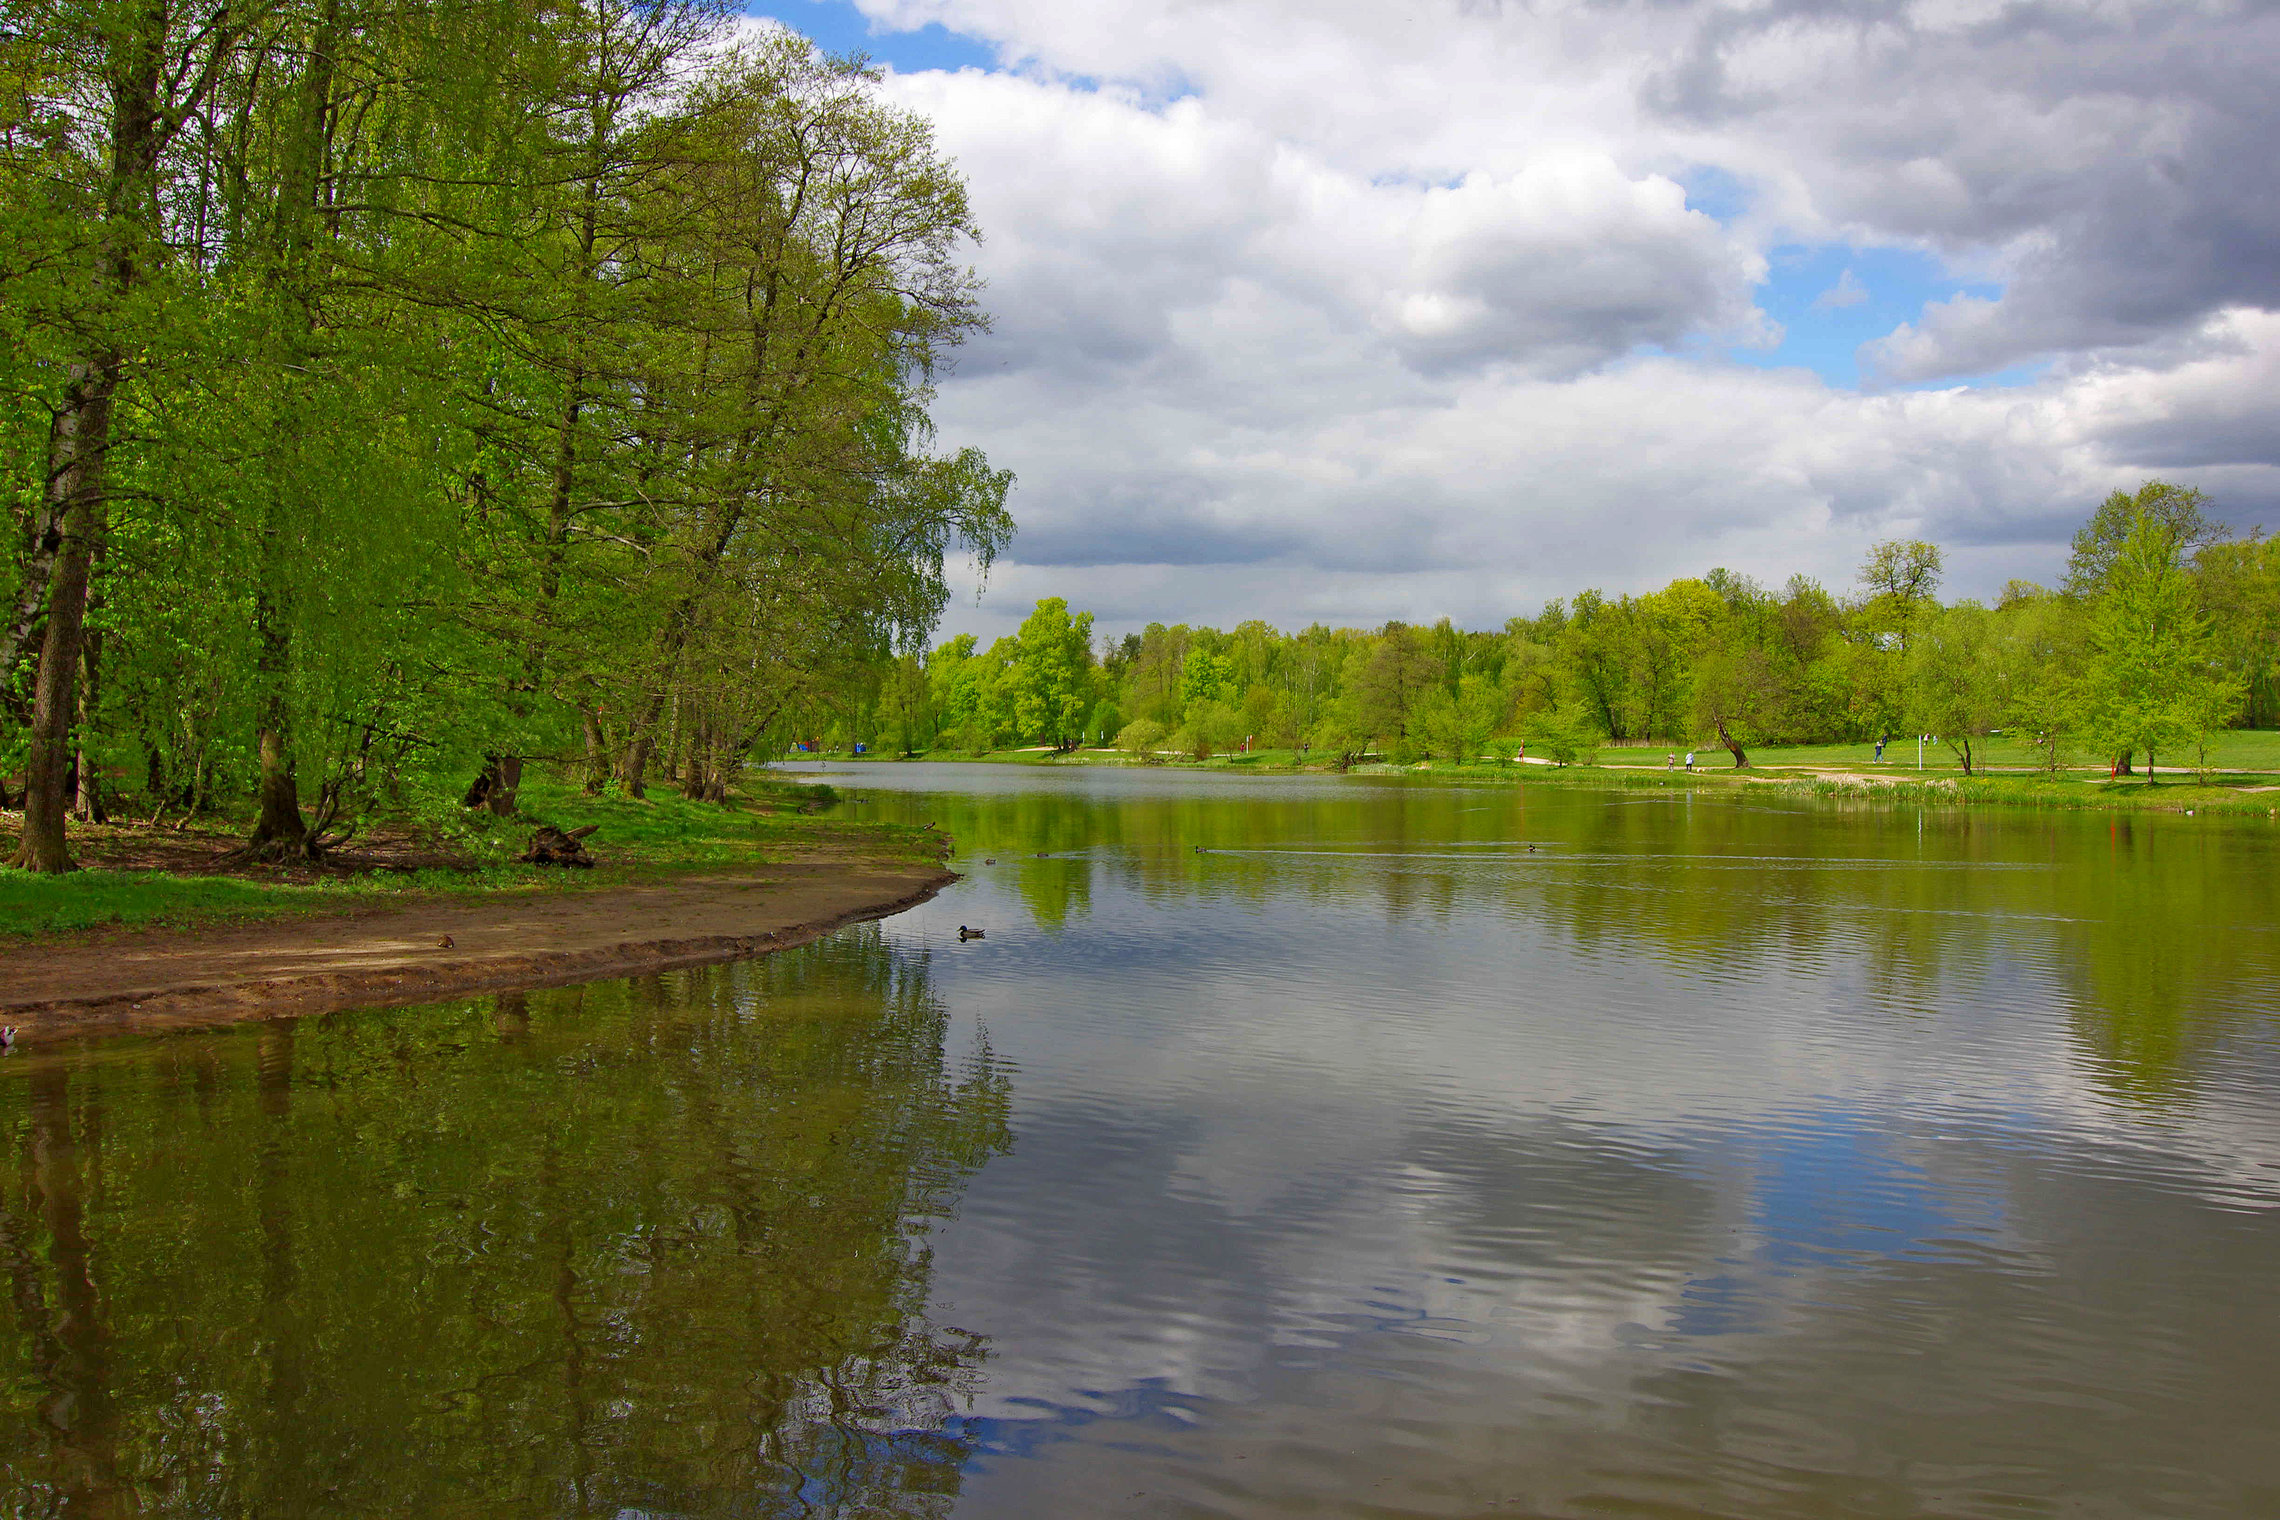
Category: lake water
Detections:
[{"x1": 4, "y1": 764, "x2": 2279, "y2": 1516}]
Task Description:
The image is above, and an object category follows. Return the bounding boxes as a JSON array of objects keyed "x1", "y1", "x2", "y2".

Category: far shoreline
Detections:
[{"x1": 783, "y1": 748, "x2": 2280, "y2": 817}]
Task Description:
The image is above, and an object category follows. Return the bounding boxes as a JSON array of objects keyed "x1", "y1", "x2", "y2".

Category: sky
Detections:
[{"x1": 747, "y1": 0, "x2": 2280, "y2": 641}]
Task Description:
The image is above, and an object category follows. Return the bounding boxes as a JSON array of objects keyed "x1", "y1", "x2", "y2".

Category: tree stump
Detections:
[{"x1": 520, "y1": 823, "x2": 599, "y2": 867}]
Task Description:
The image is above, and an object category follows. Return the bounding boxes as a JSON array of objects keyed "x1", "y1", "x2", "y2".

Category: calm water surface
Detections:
[{"x1": 4, "y1": 764, "x2": 2279, "y2": 1517}]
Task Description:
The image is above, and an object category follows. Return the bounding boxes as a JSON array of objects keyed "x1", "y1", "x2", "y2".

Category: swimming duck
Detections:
[
  {"x1": 0, "y1": 1027, "x2": 16, "y2": 1048},
  {"x1": 958, "y1": 926, "x2": 985, "y2": 941}
]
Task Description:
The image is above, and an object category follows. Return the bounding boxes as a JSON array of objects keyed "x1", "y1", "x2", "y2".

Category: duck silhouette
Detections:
[{"x1": 958, "y1": 925, "x2": 985, "y2": 941}]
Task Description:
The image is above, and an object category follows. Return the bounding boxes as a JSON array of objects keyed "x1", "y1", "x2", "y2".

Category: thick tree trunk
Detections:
[
  {"x1": 1, "y1": 500, "x2": 70, "y2": 691},
  {"x1": 242, "y1": 574, "x2": 312, "y2": 857},
  {"x1": 580, "y1": 707, "x2": 609, "y2": 794},
  {"x1": 248, "y1": 722, "x2": 310, "y2": 856},
  {"x1": 463, "y1": 754, "x2": 523, "y2": 815},
  {"x1": 617, "y1": 734, "x2": 651, "y2": 798},
  {"x1": 617, "y1": 689, "x2": 669, "y2": 798},
  {"x1": 12, "y1": 367, "x2": 114, "y2": 873},
  {"x1": 1712, "y1": 714, "x2": 1748, "y2": 769},
  {"x1": 72, "y1": 626, "x2": 107, "y2": 824},
  {"x1": 678, "y1": 716, "x2": 709, "y2": 800},
  {"x1": 488, "y1": 755, "x2": 522, "y2": 815}
]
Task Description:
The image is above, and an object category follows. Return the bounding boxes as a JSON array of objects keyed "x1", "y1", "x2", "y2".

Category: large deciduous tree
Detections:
[{"x1": 2081, "y1": 515, "x2": 2237, "y2": 784}]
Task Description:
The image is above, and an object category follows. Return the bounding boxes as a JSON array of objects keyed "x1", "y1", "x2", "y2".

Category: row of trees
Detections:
[
  {"x1": 1, "y1": 0, "x2": 1011, "y2": 870},
  {"x1": 822, "y1": 482, "x2": 2271, "y2": 774}
]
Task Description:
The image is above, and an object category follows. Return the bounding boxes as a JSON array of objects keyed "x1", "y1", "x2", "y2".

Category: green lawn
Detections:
[
  {"x1": 1595, "y1": 730, "x2": 2280, "y2": 776},
  {"x1": 1, "y1": 774, "x2": 938, "y2": 938}
]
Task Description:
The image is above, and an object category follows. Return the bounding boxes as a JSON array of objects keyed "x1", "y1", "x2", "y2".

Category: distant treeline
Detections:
[
  {"x1": 824, "y1": 482, "x2": 2274, "y2": 773},
  {"x1": 1, "y1": 1, "x2": 1010, "y2": 872}
]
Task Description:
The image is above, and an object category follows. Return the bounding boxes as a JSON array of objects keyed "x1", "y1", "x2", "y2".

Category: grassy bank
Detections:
[{"x1": 0, "y1": 774, "x2": 942, "y2": 937}]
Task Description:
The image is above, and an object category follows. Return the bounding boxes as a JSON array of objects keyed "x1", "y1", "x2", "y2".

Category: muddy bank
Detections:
[{"x1": 0, "y1": 863, "x2": 957, "y2": 1040}]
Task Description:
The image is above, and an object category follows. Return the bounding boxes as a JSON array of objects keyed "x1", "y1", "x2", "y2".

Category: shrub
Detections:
[
  {"x1": 1520, "y1": 709, "x2": 1601, "y2": 766},
  {"x1": 1115, "y1": 719, "x2": 1169, "y2": 763}
]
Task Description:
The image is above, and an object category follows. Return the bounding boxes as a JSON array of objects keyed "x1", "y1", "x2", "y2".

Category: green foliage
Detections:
[
  {"x1": 1170, "y1": 700, "x2": 1241, "y2": 761},
  {"x1": 1907, "y1": 602, "x2": 2002, "y2": 773},
  {"x1": 2, "y1": 4, "x2": 1011, "y2": 860},
  {"x1": 1011, "y1": 597, "x2": 1097, "y2": 750},
  {"x1": 1521, "y1": 708, "x2": 1601, "y2": 766},
  {"x1": 2081, "y1": 514, "x2": 2239, "y2": 780},
  {"x1": 1178, "y1": 645, "x2": 1234, "y2": 709},
  {"x1": 809, "y1": 479, "x2": 2280, "y2": 792},
  {"x1": 1115, "y1": 718, "x2": 1168, "y2": 762},
  {"x1": 2067, "y1": 480, "x2": 2222, "y2": 595}
]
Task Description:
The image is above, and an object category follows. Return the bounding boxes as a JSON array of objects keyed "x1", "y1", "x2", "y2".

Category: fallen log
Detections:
[{"x1": 520, "y1": 823, "x2": 599, "y2": 868}]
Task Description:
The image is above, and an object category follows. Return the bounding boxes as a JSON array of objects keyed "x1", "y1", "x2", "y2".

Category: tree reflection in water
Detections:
[
  {"x1": 885, "y1": 773, "x2": 2278, "y2": 1100},
  {"x1": 0, "y1": 926, "x2": 1009, "y2": 1516}
]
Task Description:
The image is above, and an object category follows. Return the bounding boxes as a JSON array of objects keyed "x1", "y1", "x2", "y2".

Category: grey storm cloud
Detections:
[{"x1": 1633, "y1": 0, "x2": 2280, "y2": 380}]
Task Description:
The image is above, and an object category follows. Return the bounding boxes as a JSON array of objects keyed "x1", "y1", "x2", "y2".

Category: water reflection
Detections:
[
  {"x1": 0, "y1": 929, "x2": 1008, "y2": 1515},
  {"x1": 814, "y1": 764, "x2": 2280, "y2": 1101},
  {"x1": 9, "y1": 765, "x2": 2280, "y2": 1517},
  {"x1": 798, "y1": 763, "x2": 2280, "y2": 1516}
]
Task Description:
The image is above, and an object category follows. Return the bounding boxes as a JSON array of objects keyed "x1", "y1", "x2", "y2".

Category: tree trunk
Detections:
[
  {"x1": 617, "y1": 734, "x2": 651, "y2": 798},
  {"x1": 241, "y1": 0, "x2": 345, "y2": 862},
  {"x1": 248, "y1": 720, "x2": 310, "y2": 857},
  {"x1": 465, "y1": 754, "x2": 523, "y2": 816},
  {"x1": 72, "y1": 621, "x2": 107, "y2": 824},
  {"x1": 11, "y1": 367, "x2": 114, "y2": 873},
  {"x1": 581, "y1": 707, "x2": 609, "y2": 794},
  {"x1": 1, "y1": 499, "x2": 70, "y2": 693},
  {"x1": 241, "y1": 569, "x2": 313, "y2": 858},
  {"x1": 617, "y1": 689, "x2": 668, "y2": 798},
  {"x1": 1713, "y1": 714, "x2": 1748, "y2": 768}
]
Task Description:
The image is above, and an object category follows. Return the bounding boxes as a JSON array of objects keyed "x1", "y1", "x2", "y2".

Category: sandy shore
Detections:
[{"x1": 0, "y1": 862, "x2": 957, "y2": 1041}]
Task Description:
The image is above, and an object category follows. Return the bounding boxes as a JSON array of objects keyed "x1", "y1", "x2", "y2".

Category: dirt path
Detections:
[{"x1": 0, "y1": 863, "x2": 957, "y2": 1040}]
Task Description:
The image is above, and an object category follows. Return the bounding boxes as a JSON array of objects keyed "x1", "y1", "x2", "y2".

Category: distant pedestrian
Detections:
[
  {"x1": 1874, "y1": 736, "x2": 1886, "y2": 762},
  {"x1": 1516, "y1": 742, "x2": 1526, "y2": 764},
  {"x1": 1666, "y1": 752, "x2": 1676, "y2": 769},
  {"x1": 1684, "y1": 750, "x2": 1695, "y2": 772}
]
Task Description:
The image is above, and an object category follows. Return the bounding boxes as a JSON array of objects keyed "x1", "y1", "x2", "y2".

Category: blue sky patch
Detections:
[
  {"x1": 1740, "y1": 243, "x2": 2004, "y2": 389},
  {"x1": 1679, "y1": 165, "x2": 1752, "y2": 225},
  {"x1": 750, "y1": 0, "x2": 1000, "y2": 73}
]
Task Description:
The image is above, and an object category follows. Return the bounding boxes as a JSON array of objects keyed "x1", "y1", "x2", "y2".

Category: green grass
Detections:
[
  {"x1": 1, "y1": 772, "x2": 938, "y2": 939},
  {"x1": 1600, "y1": 729, "x2": 2280, "y2": 775},
  {"x1": 0, "y1": 864, "x2": 551, "y2": 936}
]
